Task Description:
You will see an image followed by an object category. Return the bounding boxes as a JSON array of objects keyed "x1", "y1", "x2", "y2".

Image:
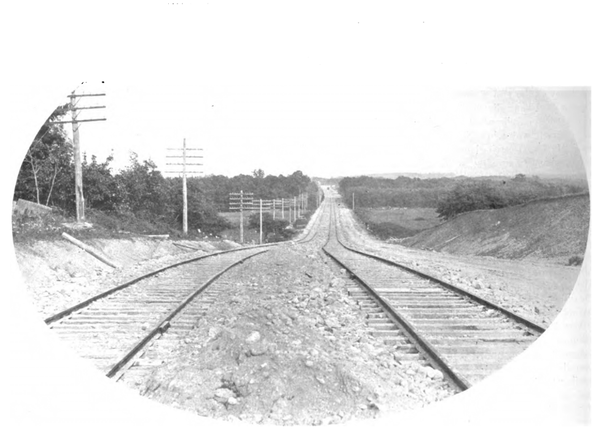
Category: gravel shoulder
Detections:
[
  {"x1": 120, "y1": 243, "x2": 456, "y2": 426},
  {"x1": 339, "y1": 207, "x2": 583, "y2": 326},
  {"x1": 13, "y1": 237, "x2": 239, "y2": 318},
  {"x1": 11, "y1": 199, "x2": 588, "y2": 426}
]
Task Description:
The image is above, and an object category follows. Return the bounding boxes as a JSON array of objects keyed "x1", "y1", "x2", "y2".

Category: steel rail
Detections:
[
  {"x1": 335, "y1": 225, "x2": 546, "y2": 334},
  {"x1": 45, "y1": 242, "x2": 279, "y2": 324},
  {"x1": 47, "y1": 198, "x2": 326, "y2": 325},
  {"x1": 323, "y1": 203, "x2": 471, "y2": 392},
  {"x1": 106, "y1": 249, "x2": 270, "y2": 378},
  {"x1": 294, "y1": 201, "x2": 327, "y2": 244}
]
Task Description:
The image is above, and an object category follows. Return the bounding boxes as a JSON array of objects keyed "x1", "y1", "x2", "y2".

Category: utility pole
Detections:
[
  {"x1": 352, "y1": 192, "x2": 355, "y2": 211},
  {"x1": 50, "y1": 89, "x2": 106, "y2": 222},
  {"x1": 293, "y1": 196, "x2": 297, "y2": 222},
  {"x1": 252, "y1": 198, "x2": 270, "y2": 245},
  {"x1": 229, "y1": 191, "x2": 253, "y2": 244},
  {"x1": 166, "y1": 139, "x2": 203, "y2": 235},
  {"x1": 259, "y1": 199, "x2": 263, "y2": 245}
]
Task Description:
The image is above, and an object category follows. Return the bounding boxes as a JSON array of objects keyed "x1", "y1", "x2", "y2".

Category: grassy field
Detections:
[
  {"x1": 355, "y1": 207, "x2": 442, "y2": 240},
  {"x1": 218, "y1": 211, "x2": 288, "y2": 245},
  {"x1": 401, "y1": 194, "x2": 590, "y2": 263}
]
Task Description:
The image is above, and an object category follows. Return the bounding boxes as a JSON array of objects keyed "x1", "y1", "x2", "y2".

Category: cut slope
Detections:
[{"x1": 401, "y1": 193, "x2": 589, "y2": 263}]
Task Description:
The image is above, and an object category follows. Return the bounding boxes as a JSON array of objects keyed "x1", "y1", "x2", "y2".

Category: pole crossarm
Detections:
[
  {"x1": 69, "y1": 93, "x2": 107, "y2": 97},
  {"x1": 75, "y1": 106, "x2": 106, "y2": 110},
  {"x1": 63, "y1": 89, "x2": 107, "y2": 223},
  {"x1": 50, "y1": 118, "x2": 106, "y2": 125},
  {"x1": 165, "y1": 171, "x2": 203, "y2": 174}
]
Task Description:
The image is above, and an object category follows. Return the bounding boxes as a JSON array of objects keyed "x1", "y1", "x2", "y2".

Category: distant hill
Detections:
[
  {"x1": 365, "y1": 172, "x2": 456, "y2": 179},
  {"x1": 401, "y1": 193, "x2": 590, "y2": 263}
]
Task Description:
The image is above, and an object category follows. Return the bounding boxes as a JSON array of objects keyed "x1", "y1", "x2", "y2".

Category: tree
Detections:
[
  {"x1": 82, "y1": 153, "x2": 123, "y2": 212},
  {"x1": 14, "y1": 104, "x2": 74, "y2": 209},
  {"x1": 116, "y1": 153, "x2": 169, "y2": 218},
  {"x1": 248, "y1": 211, "x2": 292, "y2": 241}
]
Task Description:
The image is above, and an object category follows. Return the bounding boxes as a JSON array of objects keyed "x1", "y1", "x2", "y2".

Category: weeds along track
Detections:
[
  {"x1": 323, "y1": 200, "x2": 545, "y2": 388},
  {"x1": 46, "y1": 205, "x2": 327, "y2": 379}
]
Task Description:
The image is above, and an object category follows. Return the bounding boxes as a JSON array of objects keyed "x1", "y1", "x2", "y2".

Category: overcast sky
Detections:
[
  {"x1": 57, "y1": 82, "x2": 588, "y2": 180},
  {"x1": 5, "y1": 1, "x2": 587, "y2": 181}
]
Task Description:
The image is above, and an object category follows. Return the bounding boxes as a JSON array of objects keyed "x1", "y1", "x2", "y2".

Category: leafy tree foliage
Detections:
[
  {"x1": 15, "y1": 133, "x2": 318, "y2": 237},
  {"x1": 14, "y1": 104, "x2": 74, "y2": 208},
  {"x1": 115, "y1": 153, "x2": 169, "y2": 219},
  {"x1": 338, "y1": 174, "x2": 588, "y2": 220},
  {"x1": 248, "y1": 212, "x2": 293, "y2": 241},
  {"x1": 82, "y1": 154, "x2": 123, "y2": 212}
]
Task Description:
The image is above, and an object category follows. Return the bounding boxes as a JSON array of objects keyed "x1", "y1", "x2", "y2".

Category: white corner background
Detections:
[{"x1": 0, "y1": 1, "x2": 596, "y2": 430}]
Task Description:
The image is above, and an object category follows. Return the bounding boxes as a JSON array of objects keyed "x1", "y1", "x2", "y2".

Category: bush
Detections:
[
  {"x1": 366, "y1": 222, "x2": 420, "y2": 240},
  {"x1": 184, "y1": 206, "x2": 232, "y2": 235},
  {"x1": 293, "y1": 217, "x2": 308, "y2": 228},
  {"x1": 567, "y1": 255, "x2": 583, "y2": 266}
]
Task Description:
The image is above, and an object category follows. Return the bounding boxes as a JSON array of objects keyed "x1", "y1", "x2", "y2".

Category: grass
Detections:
[
  {"x1": 355, "y1": 207, "x2": 442, "y2": 240},
  {"x1": 13, "y1": 207, "x2": 303, "y2": 245},
  {"x1": 13, "y1": 208, "x2": 183, "y2": 243},
  {"x1": 218, "y1": 211, "x2": 301, "y2": 245}
]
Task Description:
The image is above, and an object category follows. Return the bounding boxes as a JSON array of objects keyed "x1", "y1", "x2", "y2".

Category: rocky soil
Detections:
[
  {"x1": 119, "y1": 243, "x2": 455, "y2": 426},
  {"x1": 11, "y1": 196, "x2": 588, "y2": 426},
  {"x1": 13, "y1": 237, "x2": 239, "y2": 318},
  {"x1": 338, "y1": 206, "x2": 584, "y2": 327},
  {"x1": 401, "y1": 193, "x2": 590, "y2": 264}
]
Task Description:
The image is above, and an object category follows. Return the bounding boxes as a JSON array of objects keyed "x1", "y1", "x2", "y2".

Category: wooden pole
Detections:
[
  {"x1": 182, "y1": 138, "x2": 188, "y2": 235},
  {"x1": 70, "y1": 92, "x2": 85, "y2": 222},
  {"x1": 62, "y1": 233, "x2": 120, "y2": 268},
  {"x1": 240, "y1": 190, "x2": 244, "y2": 244},
  {"x1": 259, "y1": 199, "x2": 263, "y2": 245}
]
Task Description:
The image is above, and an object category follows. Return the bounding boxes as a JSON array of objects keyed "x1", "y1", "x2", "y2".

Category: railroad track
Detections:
[
  {"x1": 46, "y1": 205, "x2": 327, "y2": 381},
  {"x1": 48, "y1": 247, "x2": 270, "y2": 377},
  {"x1": 323, "y1": 199, "x2": 545, "y2": 389}
]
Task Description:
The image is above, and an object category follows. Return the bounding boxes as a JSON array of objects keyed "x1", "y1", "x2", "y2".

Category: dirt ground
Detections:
[
  {"x1": 13, "y1": 237, "x2": 239, "y2": 318},
  {"x1": 121, "y1": 245, "x2": 456, "y2": 426},
  {"x1": 11, "y1": 201, "x2": 588, "y2": 425},
  {"x1": 338, "y1": 206, "x2": 584, "y2": 327}
]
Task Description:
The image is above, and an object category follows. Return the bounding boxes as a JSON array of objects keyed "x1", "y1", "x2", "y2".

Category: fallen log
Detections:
[{"x1": 61, "y1": 232, "x2": 121, "y2": 268}]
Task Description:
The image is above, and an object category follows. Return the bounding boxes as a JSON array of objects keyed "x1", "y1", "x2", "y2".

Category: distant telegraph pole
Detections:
[
  {"x1": 251, "y1": 199, "x2": 274, "y2": 245},
  {"x1": 166, "y1": 139, "x2": 203, "y2": 235},
  {"x1": 50, "y1": 89, "x2": 106, "y2": 222},
  {"x1": 229, "y1": 191, "x2": 254, "y2": 243}
]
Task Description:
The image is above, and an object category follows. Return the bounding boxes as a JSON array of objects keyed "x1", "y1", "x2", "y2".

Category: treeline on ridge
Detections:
[
  {"x1": 14, "y1": 107, "x2": 318, "y2": 236},
  {"x1": 338, "y1": 175, "x2": 588, "y2": 220}
]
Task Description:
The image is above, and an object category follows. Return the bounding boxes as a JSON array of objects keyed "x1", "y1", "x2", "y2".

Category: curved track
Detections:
[
  {"x1": 323, "y1": 198, "x2": 545, "y2": 387},
  {"x1": 45, "y1": 194, "x2": 546, "y2": 391},
  {"x1": 47, "y1": 206, "x2": 327, "y2": 379}
]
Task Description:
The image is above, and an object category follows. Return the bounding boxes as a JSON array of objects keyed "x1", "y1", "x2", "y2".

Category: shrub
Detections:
[
  {"x1": 366, "y1": 222, "x2": 420, "y2": 240},
  {"x1": 567, "y1": 255, "x2": 583, "y2": 266}
]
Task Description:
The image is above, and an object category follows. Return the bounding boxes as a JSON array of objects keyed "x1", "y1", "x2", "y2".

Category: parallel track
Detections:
[
  {"x1": 45, "y1": 195, "x2": 545, "y2": 391},
  {"x1": 47, "y1": 204, "x2": 327, "y2": 379},
  {"x1": 323, "y1": 200, "x2": 545, "y2": 388}
]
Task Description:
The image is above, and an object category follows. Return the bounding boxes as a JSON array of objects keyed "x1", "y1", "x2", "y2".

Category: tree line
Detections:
[
  {"x1": 338, "y1": 174, "x2": 588, "y2": 220},
  {"x1": 14, "y1": 106, "x2": 319, "y2": 235}
]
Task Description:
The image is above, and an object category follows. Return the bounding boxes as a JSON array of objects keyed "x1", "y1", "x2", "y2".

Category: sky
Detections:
[
  {"x1": 54, "y1": 82, "x2": 589, "y2": 180},
  {"x1": 4, "y1": 1, "x2": 589, "y2": 181}
]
